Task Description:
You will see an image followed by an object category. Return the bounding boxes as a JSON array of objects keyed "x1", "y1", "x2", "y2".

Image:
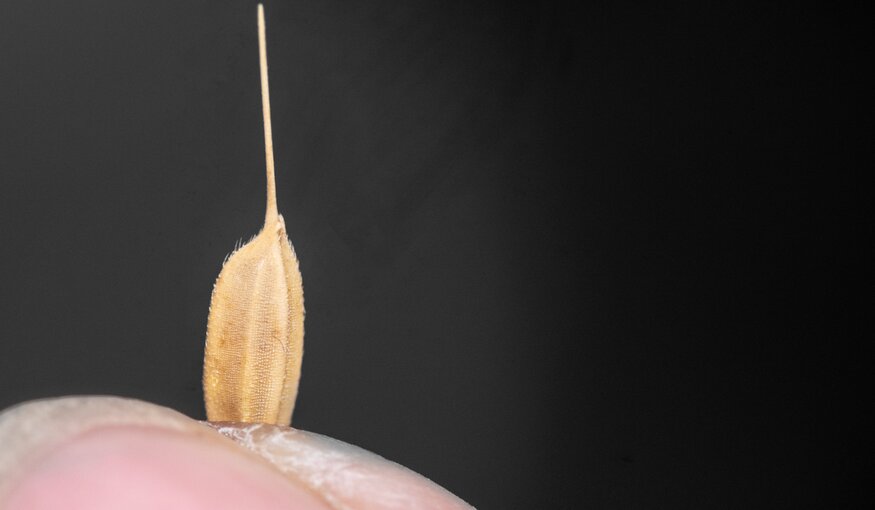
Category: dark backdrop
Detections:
[{"x1": 0, "y1": 1, "x2": 860, "y2": 508}]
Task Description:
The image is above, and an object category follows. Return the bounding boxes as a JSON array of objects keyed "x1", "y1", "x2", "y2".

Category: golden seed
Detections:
[{"x1": 202, "y1": 4, "x2": 304, "y2": 426}]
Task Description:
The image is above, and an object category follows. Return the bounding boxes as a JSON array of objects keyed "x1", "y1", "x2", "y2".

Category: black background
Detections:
[{"x1": 0, "y1": 1, "x2": 861, "y2": 508}]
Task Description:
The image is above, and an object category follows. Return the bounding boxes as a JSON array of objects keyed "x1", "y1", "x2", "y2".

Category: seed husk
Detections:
[{"x1": 202, "y1": 4, "x2": 304, "y2": 426}]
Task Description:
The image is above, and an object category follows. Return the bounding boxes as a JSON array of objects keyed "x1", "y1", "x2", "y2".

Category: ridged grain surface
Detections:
[{"x1": 203, "y1": 215, "x2": 304, "y2": 426}]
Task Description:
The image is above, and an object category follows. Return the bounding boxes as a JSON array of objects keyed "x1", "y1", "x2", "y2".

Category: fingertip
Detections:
[
  {"x1": 212, "y1": 423, "x2": 475, "y2": 510},
  {"x1": 0, "y1": 397, "x2": 330, "y2": 510},
  {"x1": 0, "y1": 397, "x2": 474, "y2": 510},
  {"x1": 4, "y1": 427, "x2": 331, "y2": 510}
]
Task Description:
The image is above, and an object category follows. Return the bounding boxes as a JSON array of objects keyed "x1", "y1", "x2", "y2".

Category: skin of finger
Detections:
[
  {"x1": 0, "y1": 396, "x2": 328, "y2": 508},
  {"x1": 0, "y1": 396, "x2": 474, "y2": 510},
  {"x1": 2, "y1": 426, "x2": 332, "y2": 510},
  {"x1": 211, "y1": 422, "x2": 475, "y2": 510},
  {"x1": 0, "y1": 395, "x2": 215, "y2": 499}
]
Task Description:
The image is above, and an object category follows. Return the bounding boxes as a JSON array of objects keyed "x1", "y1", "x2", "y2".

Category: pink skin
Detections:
[
  {"x1": 0, "y1": 397, "x2": 473, "y2": 510},
  {"x1": 5, "y1": 427, "x2": 331, "y2": 510}
]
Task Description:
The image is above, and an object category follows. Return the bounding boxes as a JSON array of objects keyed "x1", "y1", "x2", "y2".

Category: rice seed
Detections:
[{"x1": 202, "y1": 4, "x2": 304, "y2": 426}]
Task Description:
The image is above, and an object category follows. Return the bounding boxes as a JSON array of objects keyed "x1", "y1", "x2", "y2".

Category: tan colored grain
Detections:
[{"x1": 203, "y1": 4, "x2": 304, "y2": 426}]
